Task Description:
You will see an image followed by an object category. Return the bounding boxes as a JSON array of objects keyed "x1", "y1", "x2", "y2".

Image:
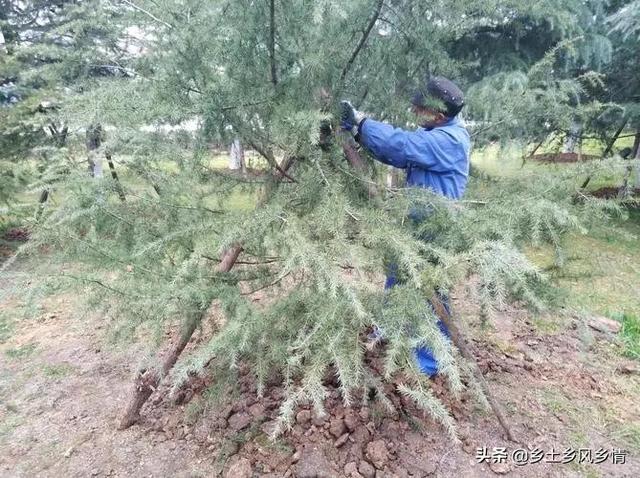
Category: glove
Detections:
[{"x1": 340, "y1": 100, "x2": 366, "y2": 135}]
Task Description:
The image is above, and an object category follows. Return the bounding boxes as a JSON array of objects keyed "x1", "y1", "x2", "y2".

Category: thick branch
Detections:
[
  {"x1": 249, "y1": 140, "x2": 297, "y2": 182},
  {"x1": 431, "y1": 296, "x2": 518, "y2": 443},
  {"x1": 342, "y1": 135, "x2": 379, "y2": 198},
  {"x1": 268, "y1": 0, "x2": 278, "y2": 86},
  {"x1": 121, "y1": 0, "x2": 173, "y2": 29},
  {"x1": 340, "y1": 0, "x2": 384, "y2": 83}
]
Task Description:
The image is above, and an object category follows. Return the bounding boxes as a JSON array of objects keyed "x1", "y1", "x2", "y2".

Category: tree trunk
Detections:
[
  {"x1": 581, "y1": 119, "x2": 631, "y2": 190},
  {"x1": 602, "y1": 116, "x2": 629, "y2": 158},
  {"x1": 521, "y1": 137, "x2": 545, "y2": 167},
  {"x1": 634, "y1": 129, "x2": 640, "y2": 190},
  {"x1": 34, "y1": 189, "x2": 49, "y2": 222},
  {"x1": 106, "y1": 152, "x2": 126, "y2": 202},
  {"x1": 562, "y1": 119, "x2": 582, "y2": 154},
  {"x1": 229, "y1": 138, "x2": 246, "y2": 174},
  {"x1": 0, "y1": 27, "x2": 6, "y2": 55},
  {"x1": 86, "y1": 124, "x2": 104, "y2": 177}
]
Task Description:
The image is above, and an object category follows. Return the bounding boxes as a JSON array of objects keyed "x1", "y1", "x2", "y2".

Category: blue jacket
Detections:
[{"x1": 358, "y1": 116, "x2": 471, "y2": 199}]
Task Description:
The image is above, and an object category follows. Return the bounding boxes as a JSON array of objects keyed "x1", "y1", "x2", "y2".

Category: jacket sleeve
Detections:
[{"x1": 359, "y1": 118, "x2": 459, "y2": 173}]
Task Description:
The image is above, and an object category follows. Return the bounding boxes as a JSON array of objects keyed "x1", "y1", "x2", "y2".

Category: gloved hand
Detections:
[{"x1": 340, "y1": 100, "x2": 366, "y2": 135}]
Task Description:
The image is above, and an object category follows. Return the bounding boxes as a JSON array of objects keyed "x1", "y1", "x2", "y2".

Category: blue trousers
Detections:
[{"x1": 384, "y1": 264, "x2": 451, "y2": 377}]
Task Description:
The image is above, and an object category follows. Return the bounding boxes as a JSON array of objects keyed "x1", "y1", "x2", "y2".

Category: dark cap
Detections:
[{"x1": 411, "y1": 76, "x2": 465, "y2": 117}]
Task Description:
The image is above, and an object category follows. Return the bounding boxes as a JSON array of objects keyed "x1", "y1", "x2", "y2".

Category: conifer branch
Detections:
[
  {"x1": 431, "y1": 295, "x2": 519, "y2": 443},
  {"x1": 339, "y1": 0, "x2": 384, "y2": 83},
  {"x1": 118, "y1": 151, "x2": 298, "y2": 429},
  {"x1": 220, "y1": 100, "x2": 270, "y2": 111},
  {"x1": 62, "y1": 274, "x2": 128, "y2": 297},
  {"x1": 120, "y1": 0, "x2": 173, "y2": 29},
  {"x1": 125, "y1": 193, "x2": 224, "y2": 215},
  {"x1": 241, "y1": 270, "x2": 291, "y2": 295},
  {"x1": 235, "y1": 258, "x2": 281, "y2": 265},
  {"x1": 248, "y1": 140, "x2": 297, "y2": 182}
]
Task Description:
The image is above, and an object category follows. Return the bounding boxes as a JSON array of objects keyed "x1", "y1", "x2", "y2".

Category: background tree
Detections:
[{"x1": 0, "y1": 0, "x2": 131, "y2": 208}]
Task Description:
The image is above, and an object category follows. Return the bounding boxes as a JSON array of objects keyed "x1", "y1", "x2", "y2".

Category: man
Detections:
[{"x1": 340, "y1": 76, "x2": 471, "y2": 377}]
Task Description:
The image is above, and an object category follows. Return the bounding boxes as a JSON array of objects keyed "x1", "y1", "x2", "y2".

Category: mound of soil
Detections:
[
  {"x1": 531, "y1": 153, "x2": 599, "y2": 163},
  {"x1": 2, "y1": 226, "x2": 30, "y2": 242},
  {"x1": 0, "y1": 227, "x2": 30, "y2": 262}
]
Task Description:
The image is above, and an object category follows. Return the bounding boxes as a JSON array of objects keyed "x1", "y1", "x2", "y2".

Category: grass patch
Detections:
[
  {"x1": 5, "y1": 343, "x2": 37, "y2": 359},
  {"x1": 0, "y1": 312, "x2": 14, "y2": 343},
  {"x1": 540, "y1": 386, "x2": 640, "y2": 456},
  {"x1": 525, "y1": 210, "x2": 640, "y2": 319},
  {"x1": 0, "y1": 412, "x2": 24, "y2": 440},
  {"x1": 471, "y1": 146, "x2": 639, "y2": 323},
  {"x1": 42, "y1": 363, "x2": 75, "y2": 378},
  {"x1": 609, "y1": 422, "x2": 640, "y2": 452},
  {"x1": 531, "y1": 316, "x2": 565, "y2": 335},
  {"x1": 614, "y1": 312, "x2": 640, "y2": 360}
]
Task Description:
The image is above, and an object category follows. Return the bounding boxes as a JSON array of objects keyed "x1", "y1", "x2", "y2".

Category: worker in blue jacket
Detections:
[{"x1": 340, "y1": 76, "x2": 471, "y2": 377}]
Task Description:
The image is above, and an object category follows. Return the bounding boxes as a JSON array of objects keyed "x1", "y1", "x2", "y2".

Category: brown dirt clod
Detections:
[{"x1": 365, "y1": 440, "x2": 389, "y2": 469}]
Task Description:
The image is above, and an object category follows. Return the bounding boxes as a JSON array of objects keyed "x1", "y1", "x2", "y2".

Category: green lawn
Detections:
[
  {"x1": 471, "y1": 135, "x2": 636, "y2": 191},
  {"x1": 472, "y1": 143, "x2": 640, "y2": 341},
  {"x1": 526, "y1": 213, "x2": 640, "y2": 318}
]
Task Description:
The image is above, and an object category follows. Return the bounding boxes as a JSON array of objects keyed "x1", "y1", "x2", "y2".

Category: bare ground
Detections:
[{"x1": 1, "y1": 260, "x2": 639, "y2": 478}]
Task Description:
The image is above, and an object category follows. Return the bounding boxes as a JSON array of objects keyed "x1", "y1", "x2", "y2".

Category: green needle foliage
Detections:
[{"x1": 3, "y1": 0, "x2": 634, "y2": 438}]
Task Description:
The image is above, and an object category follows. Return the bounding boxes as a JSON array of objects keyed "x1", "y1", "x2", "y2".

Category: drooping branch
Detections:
[
  {"x1": 117, "y1": 155, "x2": 298, "y2": 429},
  {"x1": 431, "y1": 296, "x2": 518, "y2": 443},
  {"x1": 339, "y1": 0, "x2": 384, "y2": 83}
]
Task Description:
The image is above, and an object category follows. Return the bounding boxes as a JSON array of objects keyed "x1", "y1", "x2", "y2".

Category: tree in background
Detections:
[
  {"x1": 460, "y1": 0, "x2": 622, "y2": 153},
  {"x1": 605, "y1": 0, "x2": 640, "y2": 193},
  {"x1": 0, "y1": 0, "x2": 131, "y2": 209}
]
